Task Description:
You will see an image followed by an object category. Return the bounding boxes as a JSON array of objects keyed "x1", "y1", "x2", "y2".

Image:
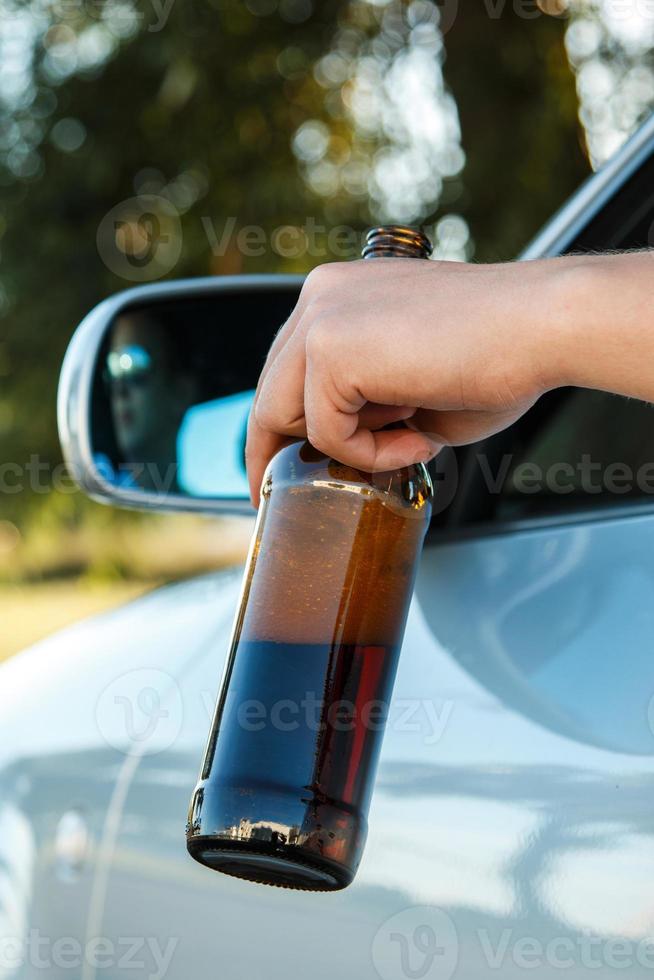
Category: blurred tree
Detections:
[
  {"x1": 443, "y1": 1, "x2": 589, "y2": 260},
  {"x1": 0, "y1": 0, "x2": 348, "y2": 528},
  {"x1": 0, "y1": 0, "x2": 589, "y2": 537}
]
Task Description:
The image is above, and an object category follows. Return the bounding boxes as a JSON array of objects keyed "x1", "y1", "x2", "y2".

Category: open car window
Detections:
[
  {"x1": 497, "y1": 389, "x2": 654, "y2": 521},
  {"x1": 444, "y1": 118, "x2": 654, "y2": 532}
]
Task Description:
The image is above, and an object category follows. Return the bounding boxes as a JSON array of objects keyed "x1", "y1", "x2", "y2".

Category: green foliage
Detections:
[
  {"x1": 444, "y1": 2, "x2": 588, "y2": 260},
  {"x1": 0, "y1": 0, "x2": 588, "y2": 544},
  {"x1": 0, "y1": 0, "x2": 349, "y2": 529}
]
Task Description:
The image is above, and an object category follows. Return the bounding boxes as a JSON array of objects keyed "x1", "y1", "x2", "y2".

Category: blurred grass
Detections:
[
  {"x1": 0, "y1": 580, "x2": 152, "y2": 661},
  {"x1": 0, "y1": 508, "x2": 253, "y2": 660}
]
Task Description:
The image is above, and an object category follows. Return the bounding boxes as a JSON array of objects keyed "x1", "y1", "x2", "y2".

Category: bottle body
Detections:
[{"x1": 186, "y1": 441, "x2": 432, "y2": 890}]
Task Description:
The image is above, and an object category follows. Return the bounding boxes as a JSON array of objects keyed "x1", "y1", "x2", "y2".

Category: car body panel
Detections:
[
  {"x1": 0, "y1": 570, "x2": 241, "y2": 980},
  {"x1": 7, "y1": 113, "x2": 654, "y2": 979},
  {"x1": 5, "y1": 506, "x2": 653, "y2": 977}
]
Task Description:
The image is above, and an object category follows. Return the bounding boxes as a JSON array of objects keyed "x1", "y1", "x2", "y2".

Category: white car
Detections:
[{"x1": 2, "y1": 114, "x2": 654, "y2": 980}]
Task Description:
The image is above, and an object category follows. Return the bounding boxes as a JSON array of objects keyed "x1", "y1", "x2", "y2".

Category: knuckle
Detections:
[
  {"x1": 303, "y1": 263, "x2": 346, "y2": 301},
  {"x1": 305, "y1": 317, "x2": 333, "y2": 359},
  {"x1": 305, "y1": 262, "x2": 340, "y2": 286},
  {"x1": 302, "y1": 267, "x2": 326, "y2": 301}
]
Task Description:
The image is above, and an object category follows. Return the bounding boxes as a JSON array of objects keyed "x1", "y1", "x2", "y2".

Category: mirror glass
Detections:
[{"x1": 90, "y1": 288, "x2": 300, "y2": 499}]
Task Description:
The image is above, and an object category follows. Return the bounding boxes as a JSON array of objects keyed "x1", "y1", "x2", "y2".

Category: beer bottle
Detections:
[{"x1": 187, "y1": 227, "x2": 433, "y2": 890}]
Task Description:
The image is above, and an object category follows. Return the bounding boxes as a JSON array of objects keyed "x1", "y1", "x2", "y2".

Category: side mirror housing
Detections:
[{"x1": 57, "y1": 275, "x2": 304, "y2": 514}]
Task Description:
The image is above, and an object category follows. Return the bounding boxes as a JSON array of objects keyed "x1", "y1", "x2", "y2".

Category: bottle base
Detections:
[{"x1": 187, "y1": 838, "x2": 353, "y2": 892}]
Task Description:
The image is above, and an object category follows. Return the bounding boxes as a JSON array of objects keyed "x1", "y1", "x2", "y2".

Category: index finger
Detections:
[{"x1": 245, "y1": 282, "x2": 309, "y2": 506}]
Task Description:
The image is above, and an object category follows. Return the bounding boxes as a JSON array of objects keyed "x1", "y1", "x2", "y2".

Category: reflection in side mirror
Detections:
[
  {"x1": 177, "y1": 390, "x2": 254, "y2": 498},
  {"x1": 96, "y1": 308, "x2": 254, "y2": 498},
  {"x1": 58, "y1": 275, "x2": 304, "y2": 514}
]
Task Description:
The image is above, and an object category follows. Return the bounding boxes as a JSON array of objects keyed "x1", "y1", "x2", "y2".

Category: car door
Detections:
[{"x1": 89, "y1": 114, "x2": 654, "y2": 980}]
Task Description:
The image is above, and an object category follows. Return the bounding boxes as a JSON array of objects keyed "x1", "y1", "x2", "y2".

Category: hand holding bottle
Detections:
[{"x1": 246, "y1": 249, "x2": 654, "y2": 506}]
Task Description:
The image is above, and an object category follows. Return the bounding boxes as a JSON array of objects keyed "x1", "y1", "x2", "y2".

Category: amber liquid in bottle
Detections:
[
  {"x1": 187, "y1": 443, "x2": 432, "y2": 890},
  {"x1": 187, "y1": 226, "x2": 434, "y2": 891}
]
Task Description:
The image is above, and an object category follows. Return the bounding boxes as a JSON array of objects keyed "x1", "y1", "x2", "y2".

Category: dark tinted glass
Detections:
[
  {"x1": 90, "y1": 290, "x2": 299, "y2": 499},
  {"x1": 496, "y1": 389, "x2": 654, "y2": 520}
]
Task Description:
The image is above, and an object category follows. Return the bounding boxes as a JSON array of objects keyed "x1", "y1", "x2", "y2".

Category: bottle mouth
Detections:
[
  {"x1": 187, "y1": 838, "x2": 352, "y2": 891},
  {"x1": 362, "y1": 225, "x2": 433, "y2": 260}
]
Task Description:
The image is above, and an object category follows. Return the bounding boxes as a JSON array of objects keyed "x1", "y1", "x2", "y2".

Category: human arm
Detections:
[{"x1": 245, "y1": 251, "x2": 654, "y2": 506}]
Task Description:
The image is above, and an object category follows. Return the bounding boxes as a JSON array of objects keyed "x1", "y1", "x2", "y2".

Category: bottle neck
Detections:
[{"x1": 362, "y1": 225, "x2": 433, "y2": 260}]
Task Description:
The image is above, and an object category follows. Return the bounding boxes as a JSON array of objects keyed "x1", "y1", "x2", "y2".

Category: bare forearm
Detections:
[
  {"x1": 246, "y1": 250, "x2": 654, "y2": 500},
  {"x1": 546, "y1": 251, "x2": 654, "y2": 402}
]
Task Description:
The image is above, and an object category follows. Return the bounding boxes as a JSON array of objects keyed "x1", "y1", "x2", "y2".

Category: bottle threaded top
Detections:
[{"x1": 362, "y1": 225, "x2": 433, "y2": 260}]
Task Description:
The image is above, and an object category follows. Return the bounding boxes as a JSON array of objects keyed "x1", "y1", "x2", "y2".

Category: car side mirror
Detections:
[{"x1": 58, "y1": 275, "x2": 304, "y2": 514}]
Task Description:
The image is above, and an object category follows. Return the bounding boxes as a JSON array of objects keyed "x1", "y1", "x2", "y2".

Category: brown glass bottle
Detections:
[{"x1": 186, "y1": 227, "x2": 433, "y2": 891}]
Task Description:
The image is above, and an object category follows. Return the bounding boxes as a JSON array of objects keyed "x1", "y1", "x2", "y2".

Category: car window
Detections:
[
  {"x1": 482, "y1": 147, "x2": 654, "y2": 527},
  {"x1": 495, "y1": 388, "x2": 654, "y2": 520}
]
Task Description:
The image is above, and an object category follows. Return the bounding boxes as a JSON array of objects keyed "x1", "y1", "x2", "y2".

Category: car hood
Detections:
[{"x1": 0, "y1": 569, "x2": 243, "y2": 768}]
